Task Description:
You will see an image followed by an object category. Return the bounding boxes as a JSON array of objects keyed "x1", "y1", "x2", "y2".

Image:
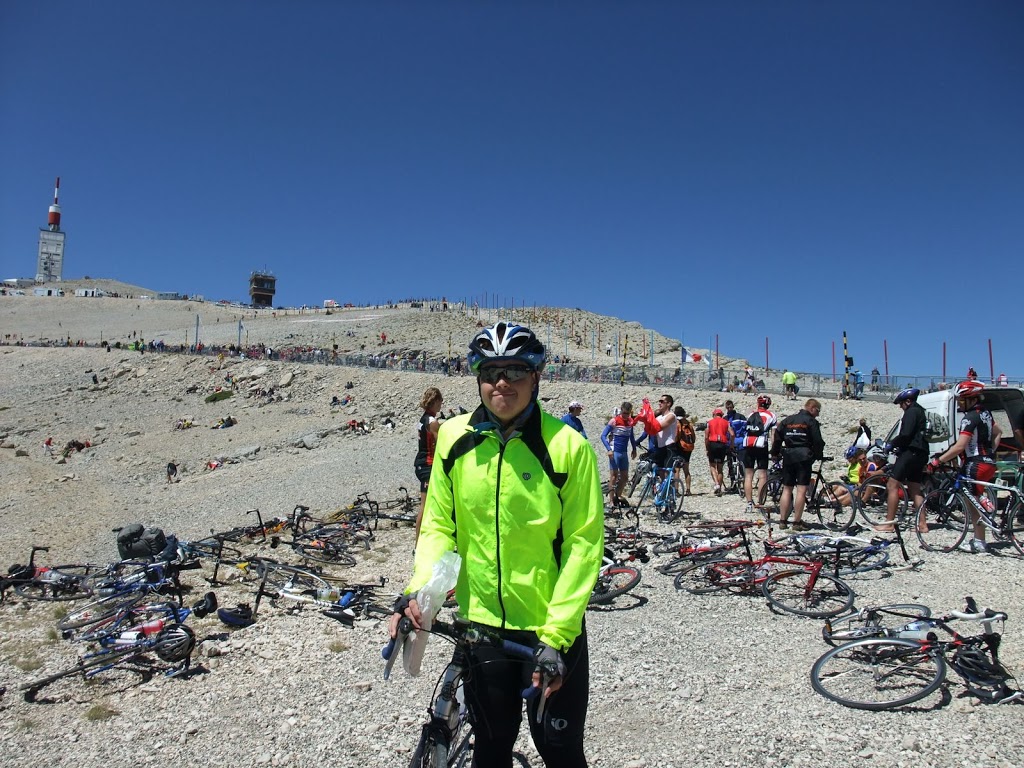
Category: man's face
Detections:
[
  {"x1": 808, "y1": 403, "x2": 822, "y2": 417},
  {"x1": 479, "y1": 364, "x2": 537, "y2": 424},
  {"x1": 725, "y1": 401, "x2": 734, "y2": 413},
  {"x1": 656, "y1": 396, "x2": 670, "y2": 414}
]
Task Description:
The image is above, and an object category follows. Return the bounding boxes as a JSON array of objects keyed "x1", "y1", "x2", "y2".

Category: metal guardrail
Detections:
[{"x1": 6, "y1": 338, "x2": 1019, "y2": 398}]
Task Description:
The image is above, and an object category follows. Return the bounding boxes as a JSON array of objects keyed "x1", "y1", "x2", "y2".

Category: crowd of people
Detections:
[{"x1": 390, "y1": 321, "x2": 1021, "y2": 767}]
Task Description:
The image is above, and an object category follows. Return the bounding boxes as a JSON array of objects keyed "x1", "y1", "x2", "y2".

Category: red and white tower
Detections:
[
  {"x1": 47, "y1": 177, "x2": 62, "y2": 231},
  {"x1": 37, "y1": 176, "x2": 66, "y2": 283}
]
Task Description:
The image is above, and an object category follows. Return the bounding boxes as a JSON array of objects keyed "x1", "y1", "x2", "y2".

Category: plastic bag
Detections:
[{"x1": 403, "y1": 551, "x2": 462, "y2": 676}]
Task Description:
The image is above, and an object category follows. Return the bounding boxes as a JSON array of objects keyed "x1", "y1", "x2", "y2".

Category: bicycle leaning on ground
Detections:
[
  {"x1": 811, "y1": 596, "x2": 1023, "y2": 709},
  {"x1": 383, "y1": 616, "x2": 537, "y2": 767}
]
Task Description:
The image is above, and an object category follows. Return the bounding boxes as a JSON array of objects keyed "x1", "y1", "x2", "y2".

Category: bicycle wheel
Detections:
[
  {"x1": 626, "y1": 460, "x2": 651, "y2": 497},
  {"x1": 255, "y1": 561, "x2": 332, "y2": 591},
  {"x1": 916, "y1": 490, "x2": 969, "y2": 553},
  {"x1": 15, "y1": 565, "x2": 96, "y2": 601},
  {"x1": 837, "y1": 546, "x2": 890, "y2": 576},
  {"x1": 758, "y1": 478, "x2": 782, "y2": 507},
  {"x1": 810, "y1": 638, "x2": 946, "y2": 710},
  {"x1": 408, "y1": 723, "x2": 450, "y2": 768},
  {"x1": 857, "y1": 477, "x2": 905, "y2": 527},
  {"x1": 189, "y1": 538, "x2": 244, "y2": 562},
  {"x1": 822, "y1": 604, "x2": 932, "y2": 647},
  {"x1": 673, "y1": 559, "x2": 752, "y2": 595},
  {"x1": 19, "y1": 645, "x2": 142, "y2": 692},
  {"x1": 589, "y1": 566, "x2": 641, "y2": 605},
  {"x1": 1005, "y1": 499, "x2": 1024, "y2": 556},
  {"x1": 292, "y1": 539, "x2": 358, "y2": 567},
  {"x1": 57, "y1": 589, "x2": 146, "y2": 631},
  {"x1": 634, "y1": 474, "x2": 656, "y2": 510},
  {"x1": 762, "y1": 570, "x2": 854, "y2": 618},
  {"x1": 813, "y1": 482, "x2": 857, "y2": 531}
]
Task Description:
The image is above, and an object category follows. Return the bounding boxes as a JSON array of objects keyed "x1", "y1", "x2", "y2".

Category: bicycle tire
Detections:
[
  {"x1": 758, "y1": 478, "x2": 782, "y2": 507},
  {"x1": 814, "y1": 482, "x2": 857, "y2": 532},
  {"x1": 255, "y1": 561, "x2": 332, "y2": 591},
  {"x1": 589, "y1": 566, "x2": 641, "y2": 605},
  {"x1": 837, "y1": 546, "x2": 890, "y2": 576},
  {"x1": 822, "y1": 604, "x2": 932, "y2": 647},
  {"x1": 634, "y1": 474, "x2": 655, "y2": 510},
  {"x1": 19, "y1": 645, "x2": 142, "y2": 692},
  {"x1": 1006, "y1": 499, "x2": 1024, "y2": 556},
  {"x1": 761, "y1": 569, "x2": 854, "y2": 618},
  {"x1": 652, "y1": 534, "x2": 686, "y2": 555},
  {"x1": 916, "y1": 490, "x2": 969, "y2": 553},
  {"x1": 409, "y1": 724, "x2": 449, "y2": 768},
  {"x1": 292, "y1": 540, "x2": 358, "y2": 567},
  {"x1": 188, "y1": 538, "x2": 244, "y2": 562},
  {"x1": 673, "y1": 559, "x2": 751, "y2": 595},
  {"x1": 856, "y1": 477, "x2": 906, "y2": 527},
  {"x1": 626, "y1": 460, "x2": 651, "y2": 497},
  {"x1": 57, "y1": 589, "x2": 147, "y2": 631},
  {"x1": 810, "y1": 638, "x2": 946, "y2": 710},
  {"x1": 14, "y1": 565, "x2": 96, "y2": 601}
]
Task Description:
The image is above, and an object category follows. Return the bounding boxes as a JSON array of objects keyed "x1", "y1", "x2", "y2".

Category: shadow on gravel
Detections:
[{"x1": 587, "y1": 594, "x2": 648, "y2": 613}]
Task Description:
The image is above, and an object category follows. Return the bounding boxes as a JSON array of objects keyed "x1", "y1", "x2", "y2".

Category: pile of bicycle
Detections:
[
  {"x1": 594, "y1": 448, "x2": 1024, "y2": 709},
  {"x1": 0, "y1": 489, "x2": 418, "y2": 700}
]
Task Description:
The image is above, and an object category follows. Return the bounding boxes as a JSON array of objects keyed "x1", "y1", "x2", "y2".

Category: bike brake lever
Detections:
[{"x1": 521, "y1": 675, "x2": 549, "y2": 724}]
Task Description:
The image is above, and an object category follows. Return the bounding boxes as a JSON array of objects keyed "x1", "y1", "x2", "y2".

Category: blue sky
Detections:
[{"x1": 2, "y1": 1, "x2": 1021, "y2": 378}]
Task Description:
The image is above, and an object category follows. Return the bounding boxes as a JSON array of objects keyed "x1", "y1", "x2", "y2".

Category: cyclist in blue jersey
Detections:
[{"x1": 601, "y1": 402, "x2": 639, "y2": 506}]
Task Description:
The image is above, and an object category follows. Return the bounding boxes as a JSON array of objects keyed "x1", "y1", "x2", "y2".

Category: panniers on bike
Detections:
[{"x1": 116, "y1": 524, "x2": 174, "y2": 561}]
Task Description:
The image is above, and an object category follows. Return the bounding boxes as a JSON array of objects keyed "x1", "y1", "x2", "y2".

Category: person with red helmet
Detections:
[
  {"x1": 742, "y1": 395, "x2": 777, "y2": 509},
  {"x1": 928, "y1": 380, "x2": 1002, "y2": 552}
]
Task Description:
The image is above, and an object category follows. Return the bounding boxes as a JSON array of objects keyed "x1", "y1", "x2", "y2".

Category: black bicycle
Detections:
[{"x1": 384, "y1": 616, "x2": 537, "y2": 767}]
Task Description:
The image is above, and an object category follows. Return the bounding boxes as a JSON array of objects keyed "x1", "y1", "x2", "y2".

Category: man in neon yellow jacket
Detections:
[{"x1": 391, "y1": 321, "x2": 603, "y2": 767}]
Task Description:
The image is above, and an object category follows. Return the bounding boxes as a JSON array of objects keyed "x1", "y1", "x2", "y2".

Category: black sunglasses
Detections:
[{"x1": 479, "y1": 366, "x2": 533, "y2": 384}]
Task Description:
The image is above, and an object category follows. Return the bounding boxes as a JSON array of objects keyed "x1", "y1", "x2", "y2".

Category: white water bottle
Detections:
[{"x1": 403, "y1": 551, "x2": 462, "y2": 677}]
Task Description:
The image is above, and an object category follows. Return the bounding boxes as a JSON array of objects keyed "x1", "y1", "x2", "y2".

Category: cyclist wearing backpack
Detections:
[
  {"x1": 742, "y1": 395, "x2": 777, "y2": 508},
  {"x1": 673, "y1": 406, "x2": 696, "y2": 496}
]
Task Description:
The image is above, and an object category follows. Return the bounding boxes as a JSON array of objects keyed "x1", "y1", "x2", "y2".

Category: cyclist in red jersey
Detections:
[
  {"x1": 705, "y1": 408, "x2": 734, "y2": 496},
  {"x1": 929, "y1": 380, "x2": 1002, "y2": 553}
]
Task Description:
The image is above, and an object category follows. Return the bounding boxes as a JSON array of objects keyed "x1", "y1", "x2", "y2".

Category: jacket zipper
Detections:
[{"x1": 494, "y1": 440, "x2": 507, "y2": 628}]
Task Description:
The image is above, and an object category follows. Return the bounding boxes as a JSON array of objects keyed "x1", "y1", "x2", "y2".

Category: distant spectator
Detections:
[{"x1": 561, "y1": 401, "x2": 587, "y2": 438}]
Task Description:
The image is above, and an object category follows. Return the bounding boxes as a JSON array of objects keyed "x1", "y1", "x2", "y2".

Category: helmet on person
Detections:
[
  {"x1": 844, "y1": 444, "x2": 863, "y2": 461},
  {"x1": 954, "y1": 380, "x2": 985, "y2": 400},
  {"x1": 866, "y1": 446, "x2": 887, "y2": 464},
  {"x1": 467, "y1": 322, "x2": 546, "y2": 373},
  {"x1": 712, "y1": 408, "x2": 724, "y2": 416},
  {"x1": 153, "y1": 624, "x2": 196, "y2": 663},
  {"x1": 568, "y1": 400, "x2": 583, "y2": 410},
  {"x1": 893, "y1": 387, "x2": 920, "y2": 404},
  {"x1": 757, "y1": 395, "x2": 772, "y2": 409}
]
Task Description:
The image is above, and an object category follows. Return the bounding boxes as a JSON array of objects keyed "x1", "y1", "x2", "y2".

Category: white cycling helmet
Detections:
[
  {"x1": 467, "y1": 322, "x2": 546, "y2": 373},
  {"x1": 568, "y1": 400, "x2": 583, "y2": 410}
]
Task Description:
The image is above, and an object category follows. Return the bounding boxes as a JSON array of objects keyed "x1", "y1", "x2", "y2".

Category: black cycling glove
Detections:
[{"x1": 533, "y1": 643, "x2": 567, "y2": 678}]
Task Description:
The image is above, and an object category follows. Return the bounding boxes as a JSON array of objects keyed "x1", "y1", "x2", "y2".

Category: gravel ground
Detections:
[{"x1": 1, "y1": 299, "x2": 1022, "y2": 768}]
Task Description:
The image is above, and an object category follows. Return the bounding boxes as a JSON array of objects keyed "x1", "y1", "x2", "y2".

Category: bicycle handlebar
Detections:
[{"x1": 947, "y1": 608, "x2": 1008, "y2": 623}]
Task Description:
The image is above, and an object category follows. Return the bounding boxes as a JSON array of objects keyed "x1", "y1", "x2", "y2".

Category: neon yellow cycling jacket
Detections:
[{"x1": 408, "y1": 402, "x2": 604, "y2": 651}]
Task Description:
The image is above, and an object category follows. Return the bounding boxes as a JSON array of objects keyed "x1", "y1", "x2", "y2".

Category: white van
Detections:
[{"x1": 883, "y1": 387, "x2": 1024, "y2": 456}]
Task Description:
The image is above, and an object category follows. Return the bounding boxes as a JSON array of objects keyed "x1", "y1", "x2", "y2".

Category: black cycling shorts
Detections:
[
  {"x1": 781, "y1": 459, "x2": 813, "y2": 487},
  {"x1": 742, "y1": 446, "x2": 770, "y2": 471},
  {"x1": 706, "y1": 442, "x2": 728, "y2": 463},
  {"x1": 890, "y1": 450, "x2": 928, "y2": 484}
]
